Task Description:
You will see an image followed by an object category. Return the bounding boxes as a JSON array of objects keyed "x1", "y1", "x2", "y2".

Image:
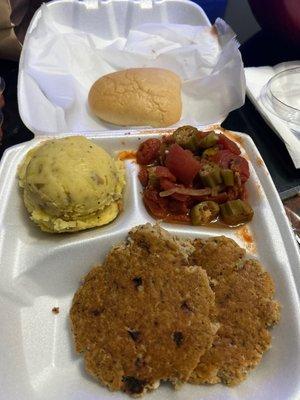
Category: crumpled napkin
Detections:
[
  {"x1": 18, "y1": 3, "x2": 245, "y2": 134},
  {"x1": 245, "y1": 62, "x2": 300, "y2": 169}
]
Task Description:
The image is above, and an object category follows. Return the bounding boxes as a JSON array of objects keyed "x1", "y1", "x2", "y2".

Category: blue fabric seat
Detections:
[{"x1": 190, "y1": 0, "x2": 227, "y2": 23}]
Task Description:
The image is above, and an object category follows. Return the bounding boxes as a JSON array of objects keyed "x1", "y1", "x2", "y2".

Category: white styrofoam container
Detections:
[
  {"x1": 26, "y1": 0, "x2": 211, "y2": 35},
  {"x1": 0, "y1": 129, "x2": 299, "y2": 400},
  {"x1": 18, "y1": 0, "x2": 212, "y2": 136}
]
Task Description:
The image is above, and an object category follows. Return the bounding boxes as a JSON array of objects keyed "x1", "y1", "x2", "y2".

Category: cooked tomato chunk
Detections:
[
  {"x1": 218, "y1": 133, "x2": 241, "y2": 155},
  {"x1": 211, "y1": 150, "x2": 250, "y2": 183},
  {"x1": 165, "y1": 144, "x2": 201, "y2": 185},
  {"x1": 136, "y1": 139, "x2": 161, "y2": 165},
  {"x1": 138, "y1": 168, "x2": 148, "y2": 187},
  {"x1": 155, "y1": 166, "x2": 176, "y2": 182}
]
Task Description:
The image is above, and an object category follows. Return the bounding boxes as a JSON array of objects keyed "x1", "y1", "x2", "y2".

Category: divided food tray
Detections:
[{"x1": 0, "y1": 130, "x2": 300, "y2": 400}]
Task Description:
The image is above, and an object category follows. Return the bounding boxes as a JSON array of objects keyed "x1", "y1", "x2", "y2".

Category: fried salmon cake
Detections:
[
  {"x1": 189, "y1": 236, "x2": 281, "y2": 386},
  {"x1": 70, "y1": 224, "x2": 217, "y2": 396}
]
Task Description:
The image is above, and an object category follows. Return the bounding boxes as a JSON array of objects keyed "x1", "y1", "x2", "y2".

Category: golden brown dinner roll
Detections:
[{"x1": 88, "y1": 68, "x2": 182, "y2": 127}]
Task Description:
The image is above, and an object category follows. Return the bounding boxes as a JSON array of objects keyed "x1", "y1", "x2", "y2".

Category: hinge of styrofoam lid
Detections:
[
  {"x1": 82, "y1": 0, "x2": 99, "y2": 10},
  {"x1": 81, "y1": 0, "x2": 153, "y2": 10},
  {"x1": 139, "y1": 0, "x2": 153, "y2": 9}
]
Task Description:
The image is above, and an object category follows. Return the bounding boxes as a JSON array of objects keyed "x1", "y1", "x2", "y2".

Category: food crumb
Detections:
[
  {"x1": 255, "y1": 182, "x2": 263, "y2": 196},
  {"x1": 117, "y1": 150, "x2": 137, "y2": 161},
  {"x1": 240, "y1": 227, "x2": 252, "y2": 243},
  {"x1": 235, "y1": 226, "x2": 256, "y2": 253},
  {"x1": 52, "y1": 307, "x2": 60, "y2": 314},
  {"x1": 256, "y1": 157, "x2": 264, "y2": 167}
]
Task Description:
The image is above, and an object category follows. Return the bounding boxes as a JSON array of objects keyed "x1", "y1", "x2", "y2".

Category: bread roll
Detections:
[{"x1": 88, "y1": 68, "x2": 182, "y2": 127}]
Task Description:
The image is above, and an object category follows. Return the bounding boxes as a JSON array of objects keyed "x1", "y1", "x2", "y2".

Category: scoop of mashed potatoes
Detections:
[{"x1": 18, "y1": 136, "x2": 125, "y2": 233}]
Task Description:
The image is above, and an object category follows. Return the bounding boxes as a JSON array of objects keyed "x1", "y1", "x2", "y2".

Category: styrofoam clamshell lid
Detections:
[
  {"x1": 18, "y1": 0, "x2": 245, "y2": 136},
  {"x1": 0, "y1": 129, "x2": 299, "y2": 400}
]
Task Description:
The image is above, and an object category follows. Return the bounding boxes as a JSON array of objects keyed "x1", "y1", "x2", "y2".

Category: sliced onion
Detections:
[
  {"x1": 159, "y1": 187, "x2": 212, "y2": 197},
  {"x1": 211, "y1": 187, "x2": 219, "y2": 197}
]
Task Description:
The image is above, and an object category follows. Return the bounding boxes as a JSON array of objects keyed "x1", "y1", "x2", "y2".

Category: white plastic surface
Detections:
[
  {"x1": 0, "y1": 129, "x2": 300, "y2": 400},
  {"x1": 245, "y1": 61, "x2": 300, "y2": 169},
  {"x1": 18, "y1": 0, "x2": 245, "y2": 135}
]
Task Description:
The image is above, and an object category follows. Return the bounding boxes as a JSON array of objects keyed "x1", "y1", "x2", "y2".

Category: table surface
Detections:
[{"x1": 0, "y1": 30, "x2": 299, "y2": 199}]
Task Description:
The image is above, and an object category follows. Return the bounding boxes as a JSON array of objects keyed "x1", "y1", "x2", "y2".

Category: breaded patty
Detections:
[
  {"x1": 189, "y1": 237, "x2": 281, "y2": 386},
  {"x1": 190, "y1": 236, "x2": 246, "y2": 279},
  {"x1": 70, "y1": 224, "x2": 216, "y2": 396}
]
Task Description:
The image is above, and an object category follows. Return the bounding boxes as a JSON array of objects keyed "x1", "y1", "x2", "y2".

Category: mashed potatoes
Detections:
[{"x1": 18, "y1": 136, "x2": 125, "y2": 233}]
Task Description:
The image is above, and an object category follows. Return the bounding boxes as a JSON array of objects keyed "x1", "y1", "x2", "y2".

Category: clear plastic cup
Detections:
[{"x1": 261, "y1": 67, "x2": 300, "y2": 134}]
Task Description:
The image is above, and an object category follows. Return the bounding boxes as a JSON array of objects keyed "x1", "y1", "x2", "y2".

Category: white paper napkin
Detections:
[{"x1": 245, "y1": 62, "x2": 300, "y2": 169}]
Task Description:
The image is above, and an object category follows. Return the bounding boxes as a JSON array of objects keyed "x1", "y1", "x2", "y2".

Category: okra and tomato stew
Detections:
[{"x1": 137, "y1": 126, "x2": 254, "y2": 226}]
